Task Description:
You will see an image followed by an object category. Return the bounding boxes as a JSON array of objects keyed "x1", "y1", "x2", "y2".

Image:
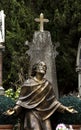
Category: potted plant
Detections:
[
  {"x1": 0, "y1": 95, "x2": 17, "y2": 130},
  {"x1": 51, "y1": 95, "x2": 81, "y2": 130}
]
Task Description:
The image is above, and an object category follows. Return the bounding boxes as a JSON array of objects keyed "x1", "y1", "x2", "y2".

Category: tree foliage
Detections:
[{"x1": 1, "y1": 0, "x2": 36, "y2": 89}]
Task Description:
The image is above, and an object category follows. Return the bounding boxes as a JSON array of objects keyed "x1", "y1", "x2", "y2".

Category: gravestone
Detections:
[
  {"x1": 28, "y1": 13, "x2": 59, "y2": 98},
  {"x1": 76, "y1": 38, "x2": 81, "y2": 96}
]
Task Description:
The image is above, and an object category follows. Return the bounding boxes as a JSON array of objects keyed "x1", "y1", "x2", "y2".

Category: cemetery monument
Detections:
[{"x1": 28, "y1": 13, "x2": 59, "y2": 98}]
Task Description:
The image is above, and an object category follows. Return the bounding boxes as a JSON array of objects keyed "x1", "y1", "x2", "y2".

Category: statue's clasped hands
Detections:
[{"x1": 65, "y1": 106, "x2": 78, "y2": 113}]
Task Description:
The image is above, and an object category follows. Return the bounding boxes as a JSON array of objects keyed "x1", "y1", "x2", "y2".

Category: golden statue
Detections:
[{"x1": 5, "y1": 61, "x2": 77, "y2": 130}]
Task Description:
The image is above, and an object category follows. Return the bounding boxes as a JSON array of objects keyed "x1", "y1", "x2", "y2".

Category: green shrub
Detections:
[
  {"x1": 5, "y1": 87, "x2": 21, "y2": 101},
  {"x1": 52, "y1": 95, "x2": 81, "y2": 125},
  {"x1": 0, "y1": 95, "x2": 17, "y2": 125}
]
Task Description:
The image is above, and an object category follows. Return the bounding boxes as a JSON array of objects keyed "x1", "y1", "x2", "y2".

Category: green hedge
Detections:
[
  {"x1": 52, "y1": 95, "x2": 81, "y2": 125},
  {"x1": 0, "y1": 95, "x2": 17, "y2": 125}
]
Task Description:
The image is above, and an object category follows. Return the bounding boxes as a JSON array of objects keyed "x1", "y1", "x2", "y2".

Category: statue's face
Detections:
[{"x1": 36, "y1": 61, "x2": 47, "y2": 74}]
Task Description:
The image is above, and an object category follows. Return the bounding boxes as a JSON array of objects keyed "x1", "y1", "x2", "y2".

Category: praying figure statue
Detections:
[{"x1": 5, "y1": 61, "x2": 77, "y2": 130}]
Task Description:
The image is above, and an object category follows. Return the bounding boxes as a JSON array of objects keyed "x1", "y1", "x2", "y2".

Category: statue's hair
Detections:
[{"x1": 31, "y1": 63, "x2": 38, "y2": 76}]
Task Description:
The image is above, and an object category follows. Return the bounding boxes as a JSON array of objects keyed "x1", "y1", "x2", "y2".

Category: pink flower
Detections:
[{"x1": 56, "y1": 123, "x2": 68, "y2": 130}]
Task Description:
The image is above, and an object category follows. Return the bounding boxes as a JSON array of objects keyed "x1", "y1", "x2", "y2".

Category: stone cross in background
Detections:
[
  {"x1": 35, "y1": 13, "x2": 49, "y2": 32},
  {"x1": 0, "y1": 10, "x2": 5, "y2": 93},
  {"x1": 27, "y1": 13, "x2": 59, "y2": 98}
]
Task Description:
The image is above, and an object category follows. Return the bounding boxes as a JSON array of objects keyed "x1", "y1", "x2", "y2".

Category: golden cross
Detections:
[{"x1": 35, "y1": 13, "x2": 49, "y2": 32}]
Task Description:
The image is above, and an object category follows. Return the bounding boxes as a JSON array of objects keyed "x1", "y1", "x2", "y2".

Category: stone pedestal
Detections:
[{"x1": 28, "y1": 31, "x2": 58, "y2": 98}]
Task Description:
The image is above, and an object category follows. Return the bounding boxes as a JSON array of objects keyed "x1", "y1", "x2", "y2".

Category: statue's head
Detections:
[
  {"x1": 31, "y1": 61, "x2": 47, "y2": 76},
  {"x1": 36, "y1": 61, "x2": 47, "y2": 74}
]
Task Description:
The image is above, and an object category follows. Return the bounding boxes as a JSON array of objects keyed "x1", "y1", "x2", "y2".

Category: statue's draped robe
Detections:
[{"x1": 15, "y1": 77, "x2": 64, "y2": 130}]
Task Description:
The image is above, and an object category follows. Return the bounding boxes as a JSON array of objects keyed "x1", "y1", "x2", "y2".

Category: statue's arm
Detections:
[
  {"x1": 13, "y1": 105, "x2": 22, "y2": 115},
  {"x1": 3, "y1": 105, "x2": 22, "y2": 116},
  {"x1": 56, "y1": 104, "x2": 67, "y2": 113},
  {"x1": 57, "y1": 104, "x2": 78, "y2": 113}
]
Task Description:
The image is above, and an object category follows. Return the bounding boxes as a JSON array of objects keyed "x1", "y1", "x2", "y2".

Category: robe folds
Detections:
[{"x1": 15, "y1": 77, "x2": 65, "y2": 130}]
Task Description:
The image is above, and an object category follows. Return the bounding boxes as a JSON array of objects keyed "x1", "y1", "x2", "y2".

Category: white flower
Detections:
[{"x1": 56, "y1": 123, "x2": 68, "y2": 130}]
